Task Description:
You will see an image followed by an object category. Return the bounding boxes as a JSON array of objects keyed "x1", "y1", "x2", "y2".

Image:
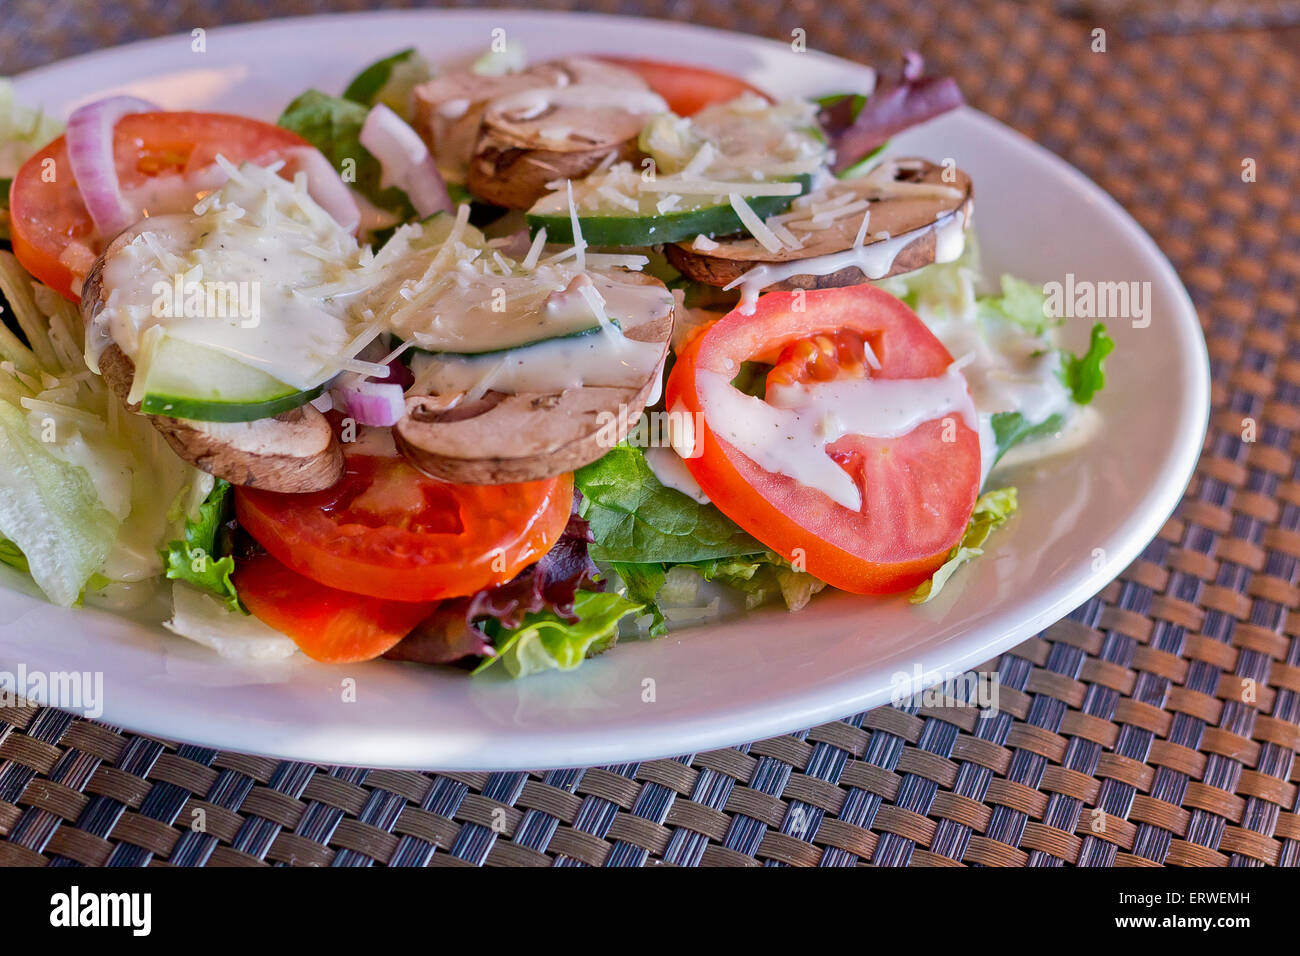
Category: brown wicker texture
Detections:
[{"x1": 1, "y1": 0, "x2": 1299, "y2": 866}]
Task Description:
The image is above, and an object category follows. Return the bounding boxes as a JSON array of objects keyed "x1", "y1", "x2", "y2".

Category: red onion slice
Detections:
[
  {"x1": 359, "y1": 103, "x2": 453, "y2": 218},
  {"x1": 332, "y1": 373, "x2": 406, "y2": 427},
  {"x1": 279, "y1": 146, "x2": 362, "y2": 233},
  {"x1": 821, "y1": 52, "x2": 964, "y2": 175},
  {"x1": 65, "y1": 95, "x2": 160, "y2": 237}
]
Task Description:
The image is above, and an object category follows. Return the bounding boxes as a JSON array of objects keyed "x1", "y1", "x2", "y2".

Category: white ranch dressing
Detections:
[
  {"x1": 693, "y1": 365, "x2": 977, "y2": 511},
  {"x1": 921, "y1": 304, "x2": 1079, "y2": 486},
  {"x1": 491, "y1": 85, "x2": 667, "y2": 123},
  {"x1": 644, "y1": 445, "x2": 710, "y2": 504},
  {"x1": 96, "y1": 162, "x2": 370, "y2": 391},
  {"x1": 409, "y1": 328, "x2": 665, "y2": 397},
  {"x1": 726, "y1": 208, "x2": 968, "y2": 315}
]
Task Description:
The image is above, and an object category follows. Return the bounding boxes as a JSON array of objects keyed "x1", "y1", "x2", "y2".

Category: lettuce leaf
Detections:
[
  {"x1": 691, "y1": 552, "x2": 826, "y2": 611},
  {"x1": 0, "y1": 401, "x2": 118, "y2": 606},
  {"x1": 1060, "y1": 323, "x2": 1114, "y2": 405},
  {"x1": 610, "y1": 561, "x2": 668, "y2": 635},
  {"x1": 575, "y1": 444, "x2": 762, "y2": 564},
  {"x1": 0, "y1": 538, "x2": 27, "y2": 572},
  {"x1": 614, "y1": 551, "x2": 826, "y2": 637},
  {"x1": 162, "y1": 480, "x2": 240, "y2": 613},
  {"x1": 473, "y1": 590, "x2": 642, "y2": 679},
  {"x1": 976, "y1": 274, "x2": 1056, "y2": 336},
  {"x1": 1, "y1": 79, "x2": 62, "y2": 179},
  {"x1": 989, "y1": 410, "x2": 1066, "y2": 473},
  {"x1": 164, "y1": 582, "x2": 296, "y2": 660},
  {"x1": 911, "y1": 487, "x2": 1018, "y2": 604},
  {"x1": 277, "y1": 89, "x2": 413, "y2": 216},
  {"x1": 342, "y1": 48, "x2": 431, "y2": 117}
]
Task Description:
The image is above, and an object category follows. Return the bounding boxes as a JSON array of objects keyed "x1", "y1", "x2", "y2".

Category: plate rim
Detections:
[{"x1": 5, "y1": 8, "x2": 1210, "y2": 769}]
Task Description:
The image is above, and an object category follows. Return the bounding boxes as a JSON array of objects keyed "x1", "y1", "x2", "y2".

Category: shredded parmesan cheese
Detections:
[{"x1": 728, "y1": 193, "x2": 784, "y2": 254}]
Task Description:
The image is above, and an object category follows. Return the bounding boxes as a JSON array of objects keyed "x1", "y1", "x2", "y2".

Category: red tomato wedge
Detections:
[
  {"x1": 233, "y1": 553, "x2": 435, "y2": 663},
  {"x1": 597, "y1": 57, "x2": 772, "y2": 115},
  {"x1": 235, "y1": 448, "x2": 573, "y2": 603},
  {"x1": 9, "y1": 112, "x2": 309, "y2": 300},
  {"x1": 665, "y1": 285, "x2": 981, "y2": 594}
]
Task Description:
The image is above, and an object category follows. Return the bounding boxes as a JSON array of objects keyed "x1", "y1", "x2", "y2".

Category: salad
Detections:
[{"x1": 0, "y1": 46, "x2": 1112, "y2": 678}]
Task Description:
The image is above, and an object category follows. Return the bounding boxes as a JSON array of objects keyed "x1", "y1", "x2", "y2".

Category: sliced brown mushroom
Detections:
[
  {"x1": 81, "y1": 235, "x2": 344, "y2": 493},
  {"x1": 393, "y1": 272, "x2": 674, "y2": 485},
  {"x1": 665, "y1": 158, "x2": 973, "y2": 290},
  {"x1": 412, "y1": 58, "x2": 663, "y2": 210}
]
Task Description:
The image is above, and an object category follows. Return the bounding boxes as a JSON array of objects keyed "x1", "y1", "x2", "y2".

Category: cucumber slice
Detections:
[
  {"x1": 139, "y1": 337, "x2": 323, "y2": 422},
  {"x1": 408, "y1": 320, "x2": 621, "y2": 359},
  {"x1": 526, "y1": 174, "x2": 812, "y2": 247}
]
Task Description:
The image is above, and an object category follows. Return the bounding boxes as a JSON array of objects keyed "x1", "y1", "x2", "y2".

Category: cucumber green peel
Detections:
[
  {"x1": 526, "y1": 175, "x2": 812, "y2": 247},
  {"x1": 406, "y1": 320, "x2": 620, "y2": 360},
  {"x1": 137, "y1": 337, "x2": 325, "y2": 423}
]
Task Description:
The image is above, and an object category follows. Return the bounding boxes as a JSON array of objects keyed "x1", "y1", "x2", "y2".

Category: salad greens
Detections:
[
  {"x1": 473, "y1": 589, "x2": 642, "y2": 678},
  {"x1": 342, "y1": 48, "x2": 431, "y2": 117},
  {"x1": 162, "y1": 480, "x2": 241, "y2": 613},
  {"x1": 0, "y1": 538, "x2": 28, "y2": 572},
  {"x1": 278, "y1": 90, "x2": 414, "y2": 217},
  {"x1": 575, "y1": 443, "x2": 762, "y2": 564},
  {"x1": 912, "y1": 487, "x2": 1019, "y2": 604},
  {"x1": 976, "y1": 274, "x2": 1057, "y2": 336},
  {"x1": 0, "y1": 400, "x2": 117, "y2": 606},
  {"x1": 1060, "y1": 323, "x2": 1115, "y2": 405},
  {"x1": 0, "y1": 79, "x2": 61, "y2": 179},
  {"x1": 0, "y1": 251, "x2": 211, "y2": 607},
  {"x1": 577, "y1": 445, "x2": 827, "y2": 636}
]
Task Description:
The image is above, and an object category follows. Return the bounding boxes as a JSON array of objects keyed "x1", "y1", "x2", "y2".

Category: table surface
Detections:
[{"x1": 1, "y1": 0, "x2": 1298, "y2": 867}]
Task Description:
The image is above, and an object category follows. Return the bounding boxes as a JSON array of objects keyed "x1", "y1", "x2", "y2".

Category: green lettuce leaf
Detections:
[
  {"x1": 912, "y1": 487, "x2": 1018, "y2": 604},
  {"x1": 162, "y1": 480, "x2": 241, "y2": 613},
  {"x1": 976, "y1": 274, "x2": 1055, "y2": 336},
  {"x1": 614, "y1": 551, "x2": 827, "y2": 637},
  {"x1": 0, "y1": 538, "x2": 27, "y2": 572},
  {"x1": 610, "y1": 561, "x2": 668, "y2": 636},
  {"x1": 1, "y1": 79, "x2": 62, "y2": 180},
  {"x1": 693, "y1": 552, "x2": 827, "y2": 611},
  {"x1": 0, "y1": 401, "x2": 118, "y2": 606},
  {"x1": 342, "y1": 48, "x2": 431, "y2": 118},
  {"x1": 473, "y1": 589, "x2": 642, "y2": 679},
  {"x1": 277, "y1": 89, "x2": 413, "y2": 216},
  {"x1": 1059, "y1": 323, "x2": 1114, "y2": 405},
  {"x1": 575, "y1": 444, "x2": 762, "y2": 564},
  {"x1": 988, "y1": 410, "x2": 1066, "y2": 473}
]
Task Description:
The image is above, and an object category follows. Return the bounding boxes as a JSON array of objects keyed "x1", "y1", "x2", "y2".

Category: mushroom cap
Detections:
[
  {"x1": 393, "y1": 271, "x2": 674, "y2": 485},
  {"x1": 414, "y1": 57, "x2": 663, "y2": 210},
  {"x1": 666, "y1": 158, "x2": 973, "y2": 289}
]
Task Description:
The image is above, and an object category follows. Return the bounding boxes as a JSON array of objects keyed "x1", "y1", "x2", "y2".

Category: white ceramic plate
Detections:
[{"x1": 2, "y1": 10, "x2": 1208, "y2": 770}]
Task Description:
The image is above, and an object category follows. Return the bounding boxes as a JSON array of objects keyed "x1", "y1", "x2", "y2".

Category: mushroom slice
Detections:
[
  {"x1": 413, "y1": 57, "x2": 667, "y2": 210},
  {"x1": 665, "y1": 158, "x2": 973, "y2": 291},
  {"x1": 80, "y1": 238, "x2": 343, "y2": 494},
  {"x1": 95, "y1": 344, "x2": 343, "y2": 493},
  {"x1": 393, "y1": 272, "x2": 674, "y2": 485}
]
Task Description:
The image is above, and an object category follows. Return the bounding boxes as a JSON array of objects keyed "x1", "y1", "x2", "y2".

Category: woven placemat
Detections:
[{"x1": 1, "y1": 0, "x2": 1298, "y2": 867}]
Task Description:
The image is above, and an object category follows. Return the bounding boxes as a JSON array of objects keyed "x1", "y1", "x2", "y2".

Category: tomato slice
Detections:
[
  {"x1": 665, "y1": 285, "x2": 981, "y2": 594},
  {"x1": 235, "y1": 444, "x2": 573, "y2": 603},
  {"x1": 597, "y1": 57, "x2": 772, "y2": 115},
  {"x1": 233, "y1": 553, "x2": 435, "y2": 663},
  {"x1": 9, "y1": 111, "x2": 309, "y2": 300}
]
